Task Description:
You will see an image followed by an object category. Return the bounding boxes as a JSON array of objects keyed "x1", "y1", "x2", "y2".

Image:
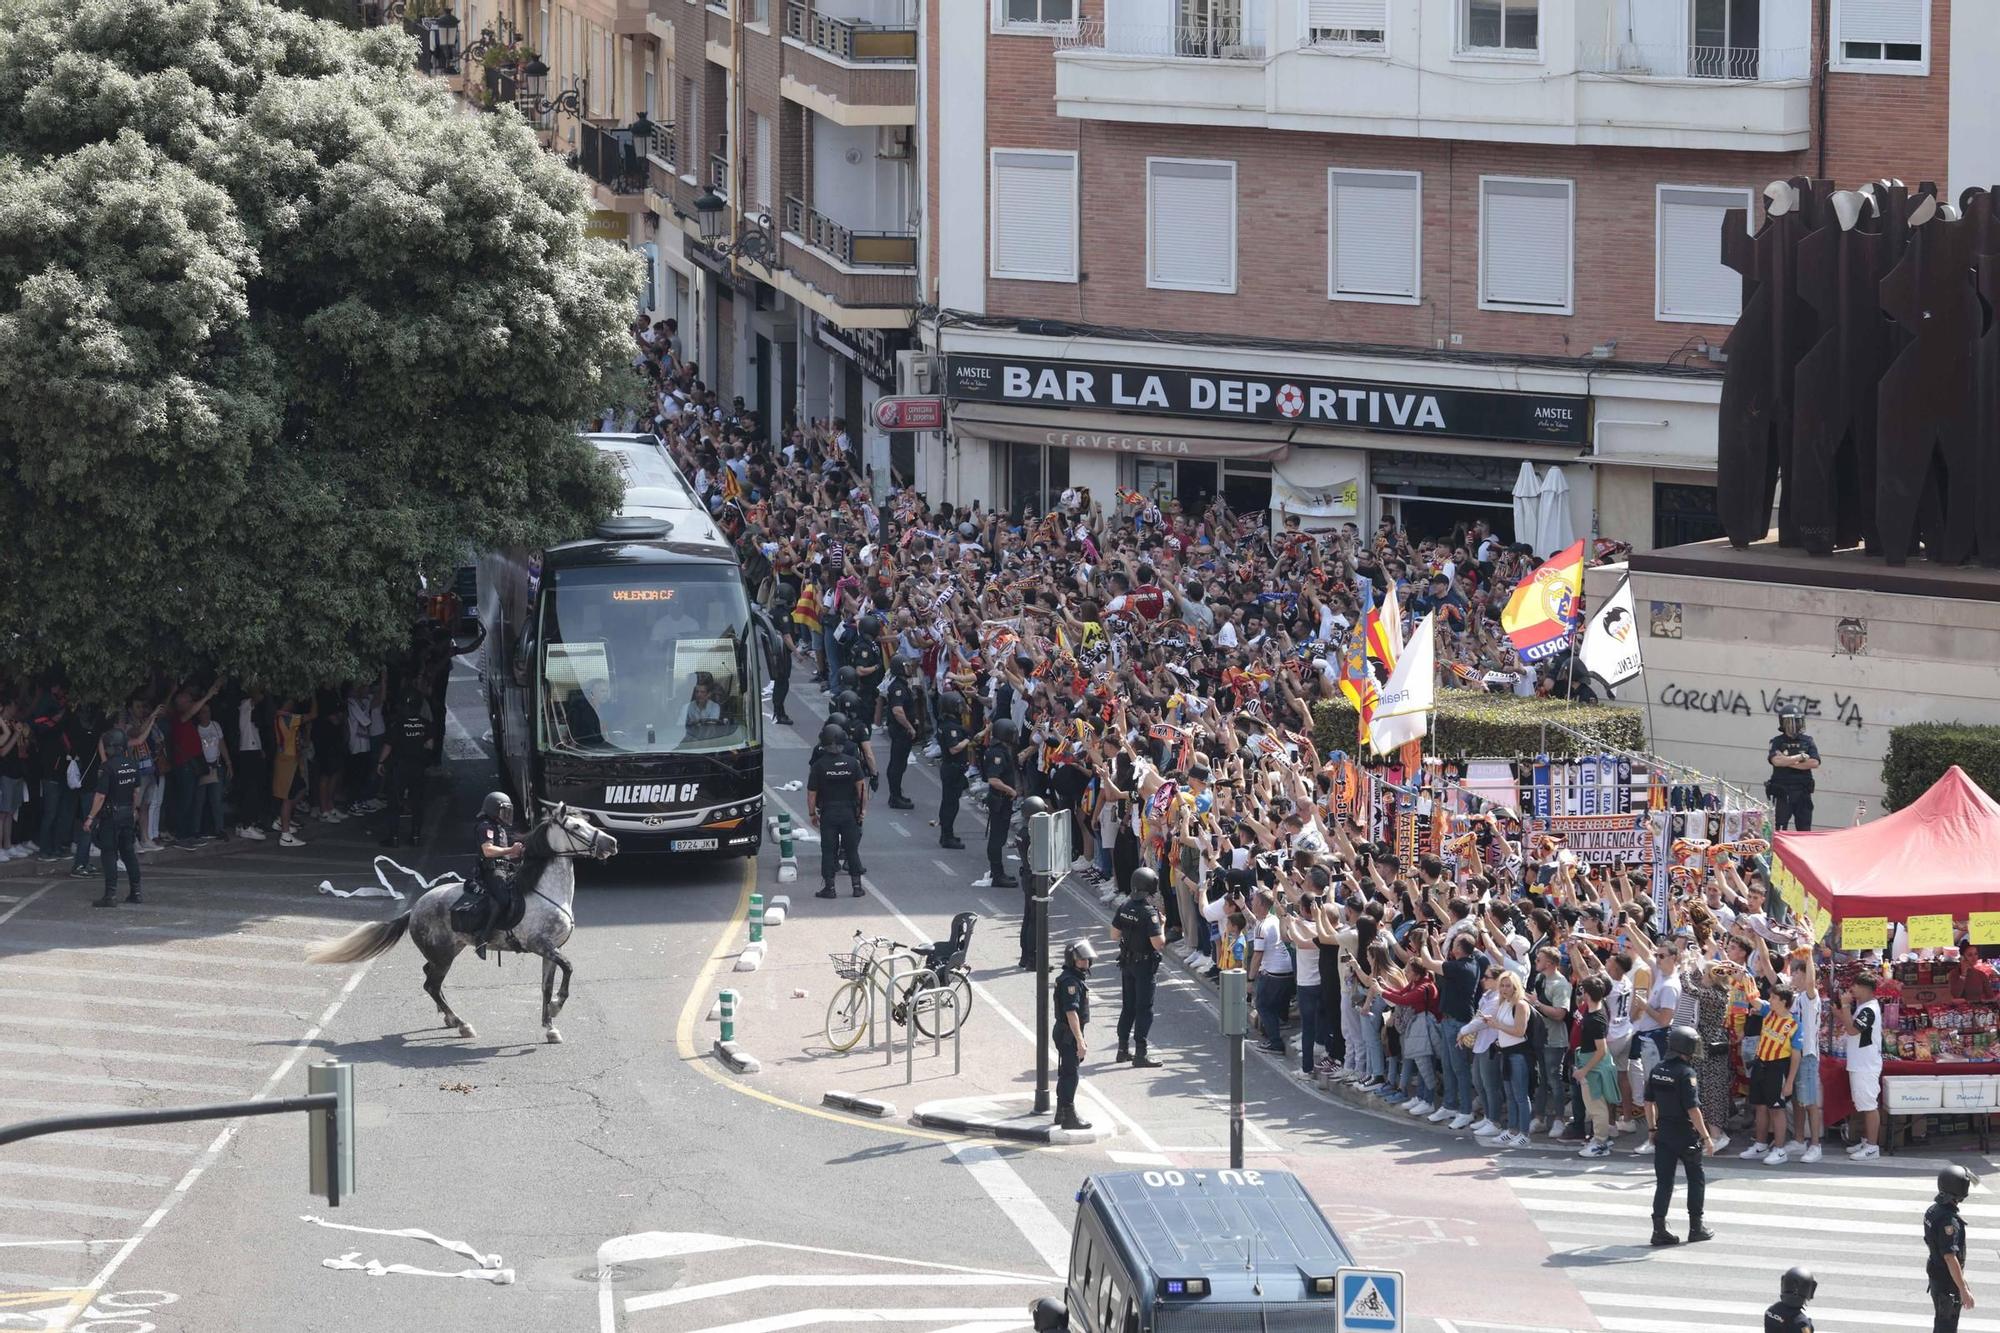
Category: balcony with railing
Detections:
[
  {"x1": 577, "y1": 122, "x2": 648, "y2": 198},
  {"x1": 646, "y1": 122, "x2": 678, "y2": 173},
  {"x1": 709, "y1": 152, "x2": 730, "y2": 195},
  {"x1": 780, "y1": 1, "x2": 916, "y2": 124},
  {"x1": 779, "y1": 193, "x2": 916, "y2": 312},
  {"x1": 1053, "y1": 0, "x2": 1811, "y2": 151}
]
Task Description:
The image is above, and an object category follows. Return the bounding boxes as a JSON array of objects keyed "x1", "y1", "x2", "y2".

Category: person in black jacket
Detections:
[
  {"x1": 1763, "y1": 1266, "x2": 1816, "y2": 1332},
  {"x1": 80, "y1": 729, "x2": 143, "y2": 907}
]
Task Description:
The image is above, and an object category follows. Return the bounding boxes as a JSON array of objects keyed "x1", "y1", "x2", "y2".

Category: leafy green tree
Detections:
[{"x1": 0, "y1": 0, "x2": 636, "y2": 701}]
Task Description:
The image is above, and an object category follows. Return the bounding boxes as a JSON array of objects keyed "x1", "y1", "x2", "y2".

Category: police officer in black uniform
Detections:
[
  {"x1": 1052, "y1": 939, "x2": 1096, "y2": 1131},
  {"x1": 807, "y1": 722, "x2": 867, "y2": 901},
  {"x1": 1645, "y1": 1024, "x2": 1717, "y2": 1247},
  {"x1": 471, "y1": 791, "x2": 525, "y2": 959},
  {"x1": 882, "y1": 658, "x2": 920, "y2": 812},
  {"x1": 80, "y1": 729, "x2": 143, "y2": 908},
  {"x1": 1764, "y1": 1266, "x2": 1817, "y2": 1333},
  {"x1": 853, "y1": 614, "x2": 887, "y2": 720},
  {"x1": 1766, "y1": 709, "x2": 1821, "y2": 832},
  {"x1": 836, "y1": 688, "x2": 879, "y2": 792},
  {"x1": 935, "y1": 691, "x2": 972, "y2": 850},
  {"x1": 982, "y1": 719, "x2": 1022, "y2": 889},
  {"x1": 376, "y1": 692, "x2": 434, "y2": 848},
  {"x1": 1927, "y1": 1165, "x2": 1977, "y2": 1332},
  {"x1": 765, "y1": 580, "x2": 798, "y2": 726},
  {"x1": 1112, "y1": 866, "x2": 1167, "y2": 1068}
]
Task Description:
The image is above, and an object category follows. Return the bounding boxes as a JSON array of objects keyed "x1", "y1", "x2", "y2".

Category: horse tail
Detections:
[{"x1": 305, "y1": 912, "x2": 411, "y2": 965}]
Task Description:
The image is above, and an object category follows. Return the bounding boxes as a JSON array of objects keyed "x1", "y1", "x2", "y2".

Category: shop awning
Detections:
[
  {"x1": 1773, "y1": 767, "x2": 2000, "y2": 921},
  {"x1": 1287, "y1": 424, "x2": 1587, "y2": 462},
  {"x1": 948, "y1": 403, "x2": 1294, "y2": 461}
]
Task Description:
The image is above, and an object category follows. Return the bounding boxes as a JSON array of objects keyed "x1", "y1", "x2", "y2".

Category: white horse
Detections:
[{"x1": 305, "y1": 805, "x2": 618, "y2": 1043}]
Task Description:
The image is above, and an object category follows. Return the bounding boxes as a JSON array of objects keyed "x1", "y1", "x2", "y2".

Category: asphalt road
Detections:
[{"x1": 0, "y1": 668, "x2": 1968, "y2": 1333}]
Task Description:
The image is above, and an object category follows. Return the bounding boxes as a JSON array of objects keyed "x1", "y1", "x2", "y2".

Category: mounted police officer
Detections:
[
  {"x1": 981, "y1": 718, "x2": 1022, "y2": 890},
  {"x1": 1645, "y1": 1024, "x2": 1717, "y2": 1247},
  {"x1": 80, "y1": 729, "x2": 143, "y2": 908},
  {"x1": 1927, "y1": 1165, "x2": 1977, "y2": 1332},
  {"x1": 935, "y1": 690, "x2": 972, "y2": 850},
  {"x1": 377, "y1": 691, "x2": 434, "y2": 848},
  {"x1": 470, "y1": 791, "x2": 525, "y2": 960},
  {"x1": 1052, "y1": 939, "x2": 1096, "y2": 1132},
  {"x1": 882, "y1": 657, "x2": 921, "y2": 812},
  {"x1": 1764, "y1": 1266, "x2": 1816, "y2": 1333},
  {"x1": 807, "y1": 722, "x2": 867, "y2": 901},
  {"x1": 1112, "y1": 866, "x2": 1166, "y2": 1068}
]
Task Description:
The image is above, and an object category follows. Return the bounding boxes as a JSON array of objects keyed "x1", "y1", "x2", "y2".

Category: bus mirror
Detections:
[{"x1": 1029, "y1": 1298, "x2": 1068, "y2": 1332}]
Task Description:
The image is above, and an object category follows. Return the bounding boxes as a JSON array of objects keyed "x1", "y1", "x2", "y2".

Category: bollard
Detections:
[
  {"x1": 749, "y1": 891, "x2": 765, "y2": 945},
  {"x1": 778, "y1": 812, "x2": 795, "y2": 860},
  {"x1": 719, "y1": 989, "x2": 738, "y2": 1044}
]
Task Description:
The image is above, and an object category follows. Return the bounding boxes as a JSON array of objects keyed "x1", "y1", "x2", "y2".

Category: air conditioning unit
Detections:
[
  {"x1": 896, "y1": 349, "x2": 941, "y2": 395},
  {"x1": 877, "y1": 126, "x2": 912, "y2": 161}
]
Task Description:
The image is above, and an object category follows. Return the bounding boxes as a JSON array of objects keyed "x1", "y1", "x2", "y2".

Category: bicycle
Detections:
[
  {"x1": 823, "y1": 932, "x2": 910, "y2": 1052},
  {"x1": 822, "y1": 919, "x2": 979, "y2": 1050}
]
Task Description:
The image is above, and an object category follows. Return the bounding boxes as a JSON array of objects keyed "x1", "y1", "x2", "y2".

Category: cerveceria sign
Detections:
[{"x1": 946, "y1": 354, "x2": 1589, "y2": 447}]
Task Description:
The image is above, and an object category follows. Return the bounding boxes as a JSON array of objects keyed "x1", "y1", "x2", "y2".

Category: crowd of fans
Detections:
[{"x1": 626, "y1": 321, "x2": 1881, "y2": 1160}]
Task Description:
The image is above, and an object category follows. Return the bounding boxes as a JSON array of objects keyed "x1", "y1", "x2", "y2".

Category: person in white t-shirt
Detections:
[
  {"x1": 1785, "y1": 952, "x2": 1824, "y2": 1162},
  {"x1": 1836, "y1": 972, "x2": 1884, "y2": 1159},
  {"x1": 1604, "y1": 955, "x2": 1638, "y2": 1129},
  {"x1": 234, "y1": 691, "x2": 268, "y2": 841}
]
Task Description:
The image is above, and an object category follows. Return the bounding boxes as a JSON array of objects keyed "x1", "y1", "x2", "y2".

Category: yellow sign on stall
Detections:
[
  {"x1": 1908, "y1": 914, "x2": 1955, "y2": 950},
  {"x1": 1840, "y1": 917, "x2": 1888, "y2": 952},
  {"x1": 1971, "y1": 913, "x2": 2000, "y2": 946}
]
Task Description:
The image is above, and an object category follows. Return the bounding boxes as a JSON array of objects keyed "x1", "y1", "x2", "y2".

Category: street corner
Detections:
[{"x1": 913, "y1": 1092, "x2": 1119, "y2": 1146}]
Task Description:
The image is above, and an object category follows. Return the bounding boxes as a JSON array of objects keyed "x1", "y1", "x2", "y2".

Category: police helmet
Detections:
[
  {"x1": 1779, "y1": 709, "x2": 1804, "y2": 738},
  {"x1": 992, "y1": 718, "x2": 1019, "y2": 745},
  {"x1": 1939, "y1": 1164, "x2": 1976, "y2": 1202},
  {"x1": 1018, "y1": 795, "x2": 1049, "y2": 820},
  {"x1": 1066, "y1": 939, "x2": 1098, "y2": 966},
  {"x1": 836, "y1": 689, "x2": 864, "y2": 716},
  {"x1": 1665, "y1": 1025, "x2": 1701, "y2": 1061},
  {"x1": 818, "y1": 723, "x2": 846, "y2": 749},
  {"x1": 1130, "y1": 867, "x2": 1161, "y2": 898},
  {"x1": 938, "y1": 690, "x2": 965, "y2": 716},
  {"x1": 858, "y1": 615, "x2": 883, "y2": 639},
  {"x1": 836, "y1": 666, "x2": 860, "y2": 690},
  {"x1": 103, "y1": 728, "x2": 128, "y2": 757},
  {"x1": 892, "y1": 656, "x2": 915, "y2": 678},
  {"x1": 825, "y1": 712, "x2": 850, "y2": 735},
  {"x1": 480, "y1": 791, "x2": 514, "y2": 823},
  {"x1": 1779, "y1": 1266, "x2": 1817, "y2": 1305}
]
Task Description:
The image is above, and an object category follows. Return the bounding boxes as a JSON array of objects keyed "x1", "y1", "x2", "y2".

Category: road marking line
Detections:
[
  {"x1": 0, "y1": 1041, "x2": 264, "y2": 1072},
  {"x1": 0, "y1": 884, "x2": 55, "y2": 930},
  {"x1": 0, "y1": 988, "x2": 305, "y2": 1021},
  {"x1": 54, "y1": 960, "x2": 378, "y2": 1329},
  {"x1": 932, "y1": 859, "x2": 957, "y2": 877},
  {"x1": 0, "y1": 943, "x2": 331, "y2": 974},
  {"x1": 892, "y1": 823, "x2": 911, "y2": 838},
  {"x1": 0, "y1": 1240, "x2": 135, "y2": 1250},
  {"x1": 0, "y1": 1197, "x2": 149, "y2": 1223},
  {"x1": 926, "y1": 1322, "x2": 1030, "y2": 1333},
  {"x1": 0, "y1": 1014, "x2": 300, "y2": 1044},
  {"x1": 1530, "y1": 1218, "x2": 1927, "y2": 1260},
  {"x1": 624, "y1": 1272, "x2": 1042, "y2": 1314},
  {"x1": 678, "y1": 1309, "x2": 1037, "y2": 1333},
  {"x1": 1105, "y1": 1150, "x2": 1172, "y2": 1166},
  {"x1": 4, "y1": 1070, "x2": 245, "y2": 1098},
  {"x1": 948, "y1": 1143, "x2": 1071, "y2": 1277},
  {"x1": 0, "y1": 1163, "x2": 173, "y2": 1190},
  {"x1": 445, "y1": 705, "x2": 488, "y2": 760},
  {"x1": 1585, "y1": 1290, "x2": 2000, "y2": 1331},
  {"x1": 1519, "y1": 1195, "x2": 1924, "y2": 1236},
  {"x1": 975, "y1": 898, "x2": 1002, "y2": 917},
  {"x1": 0, "y1": 921, "x2": 329, "y2": 951},
  {"x1": 1513, "y1": 1173, "x2": 2000, "y2": 1217},
  {"x1": 0, "y1": 962, "x2": 328, "y2": 998}
]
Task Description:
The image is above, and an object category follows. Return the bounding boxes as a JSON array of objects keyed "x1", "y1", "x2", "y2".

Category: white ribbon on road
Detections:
[
  {"x1": 303, "y1": 1216, "x2": 513, "y2": 1284},
  {"x1": 317, "y1": 857, "x2": 464, "y2": 901}
]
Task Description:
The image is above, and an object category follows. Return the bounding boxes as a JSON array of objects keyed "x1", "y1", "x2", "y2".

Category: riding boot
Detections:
[{"x1": 1133, "y1": 1044, "x2": 1163, "y2": 1069}]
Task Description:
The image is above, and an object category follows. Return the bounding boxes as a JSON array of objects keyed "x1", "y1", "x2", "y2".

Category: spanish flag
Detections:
[
  {"x1": 1501, "y1": 540, "x2": 1584, "y2": 665},
  {"x1": 1338, "y1": 584, "x2": 1381, "y2": 746}
]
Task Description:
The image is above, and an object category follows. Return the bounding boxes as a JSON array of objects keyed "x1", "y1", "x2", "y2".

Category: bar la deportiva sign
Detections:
[{"x1": 946, "y1": 353, "x2": 1589, "y2": 446}]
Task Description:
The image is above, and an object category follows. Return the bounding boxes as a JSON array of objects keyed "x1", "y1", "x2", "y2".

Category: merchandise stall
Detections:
[{"x1": 1773, "y1": 767, "x2": 2000, "y2": 1132}]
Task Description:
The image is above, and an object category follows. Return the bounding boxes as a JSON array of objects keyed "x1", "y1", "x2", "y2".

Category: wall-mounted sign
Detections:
[
  {"x1": 945, "y1": 354, "x2": 1590, "y2": 446},
  {"x1": 873, "y1": 396, "x2": 946, "y2": 432}
]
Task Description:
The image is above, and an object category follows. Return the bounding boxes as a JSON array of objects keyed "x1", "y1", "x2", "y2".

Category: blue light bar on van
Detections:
[{"x1": 1160, "y1": 1278, "x2": 1208, "y2": 1298}]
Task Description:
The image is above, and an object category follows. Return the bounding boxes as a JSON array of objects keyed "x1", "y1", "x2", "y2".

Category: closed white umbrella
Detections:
[
  {"x1": 1536, "y1": 465, "x2": 1575, "y2": 557},
  {"x1": 1511, "y1": 461, "x2": 1542, "y2": 553}
]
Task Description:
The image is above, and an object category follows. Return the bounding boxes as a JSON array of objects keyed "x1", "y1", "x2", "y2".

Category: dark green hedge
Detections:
[
  {"x1": 1311, "y1": 694, "x2": 1647, "y2": 760},
  {"x1": 1883, "y1": 723, "x2": 2000, "y2": 811}
]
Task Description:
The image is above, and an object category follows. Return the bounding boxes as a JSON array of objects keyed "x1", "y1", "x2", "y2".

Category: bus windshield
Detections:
[{"x1": 536, "y1": 563, "x2": 762, "y2": 757}]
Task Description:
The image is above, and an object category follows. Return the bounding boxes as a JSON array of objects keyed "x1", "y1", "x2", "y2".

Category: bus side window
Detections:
[
  {"x1": 1075, "y1": 1241, "x2": 1094, "y2": 1330},
  {"x1": 1098, "y1": 1272, "x2": 1116, "y2": 1332},
  {"x1": 1121, "y1": 1300, "x2": 1139, "y2": 1333}
]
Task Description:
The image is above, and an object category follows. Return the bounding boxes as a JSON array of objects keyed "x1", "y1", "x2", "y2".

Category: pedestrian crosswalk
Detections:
[
  {"x1": 0, "y1": 869, "x2": 380, "y2": 1300},
  {"x1": 1504, "y1": 1158, "x2": 1988, "y2": 1332}
]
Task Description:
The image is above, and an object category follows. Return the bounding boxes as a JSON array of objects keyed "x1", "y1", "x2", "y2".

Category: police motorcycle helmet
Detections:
[
  {"x1": 991, "y1": 717, "x2": 1020, "y2": 746},
  {"x1": 1665, "y1": 1025, "x2": 1701, "y2": 1060},
  {"x1": 103, "y1": 728, "x2": 129, "y2": 757},
  {"x1": 1129, "y1": 866, "x2": 1161, "y2": 898},
  {"x1": 858, "y1": 614, "x2": 884, "y2": 640},
  {"x1": 818, "y1": 723, "x2": 847, "y2": 750},
  {"x1": 1065, "y1": 938, "x2": 1098, "y2": 967},
  {"x1": 480, "y1": 791, "x2": 515, "y2": 824},
  {"x1": 836, "y1": 665, "x2": 860, "y2": 691},
  {"x1": 1939, "y1": 1164, "x2": 1976, "y2": 1202},
  {"x1": 835, "y1": 689, "x2": 865, "y2": 720},
  {"x1": 1779, "y1": 709, "x2": 1804, "y2": 739},
  {"x1": 1778, "y1": 1267, "x2": 1817, "y2": 1305},
  {"x1": 938, "y1": 690, "x2": 966, "y2": 719}
]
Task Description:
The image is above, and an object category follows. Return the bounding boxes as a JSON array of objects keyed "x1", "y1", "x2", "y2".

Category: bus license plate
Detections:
[{"x1": 671, "y1": 837, "x2": 719, "y2": 852}]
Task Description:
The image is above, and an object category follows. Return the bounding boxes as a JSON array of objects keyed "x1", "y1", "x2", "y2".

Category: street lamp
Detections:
[
  {"x1": 521, "y1": 54, "x2": 548, "y2": 102},
  {"x1": 430, "y1": 11, "x2": 459, "y2": 70},
  {"x1": 693, "y1": 187, "x2": 727, "y2": 244}
]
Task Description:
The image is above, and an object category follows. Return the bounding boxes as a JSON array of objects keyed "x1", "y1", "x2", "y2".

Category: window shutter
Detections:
[
  {"x1": 1839, "y1": 0, "x2": 1925, "y2": 45},
  {"x1": 1330, "y1": 170, "x2": 1419, "y2": 299},
  {"x1": 1148, "y1": 160, "x2": 1236, "y2": 291},
  {"x1": 1658, "y1": 187, "x2": 1744, "y2": 320},
  {"x1": 1307, "y1": 0, "x2": 1386, "y2": 28},
  {"x1": 992, "y1": 151, "x2": 1078, "y2": 282},
  {"x1": 1481, "y1": 179, "x2": 1571, "y2": 309},
  {"x1": 753, "y1": 114, "x2": 773, "y2": 210}
]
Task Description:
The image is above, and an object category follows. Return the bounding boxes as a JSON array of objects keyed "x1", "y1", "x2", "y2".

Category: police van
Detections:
[{"x1": 1031, "y1": 1168, "x2": 1359, "y2": 1332}]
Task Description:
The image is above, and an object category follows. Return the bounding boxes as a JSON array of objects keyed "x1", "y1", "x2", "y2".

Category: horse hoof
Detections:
[
  {"x1": 544, "y1": 1026, "x2": 563, "y2": 1044},
  {"x1": 457, "y1": 1023, "x2": 476, "y2": 1038}
]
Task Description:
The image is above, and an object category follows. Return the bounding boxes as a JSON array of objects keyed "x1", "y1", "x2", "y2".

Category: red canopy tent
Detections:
[{"x1": 1774, "y1": 766, "x2": 2000, "y2": 920}]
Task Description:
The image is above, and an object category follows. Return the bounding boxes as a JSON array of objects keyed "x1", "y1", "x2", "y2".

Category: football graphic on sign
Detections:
[{"x1": 1276, "y1": 383, "x2": 1304, "y2": 418}]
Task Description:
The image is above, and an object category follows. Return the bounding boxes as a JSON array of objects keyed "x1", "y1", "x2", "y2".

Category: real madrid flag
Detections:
[
  {"x1": 1500, "y1": 539, "x2": 1584, "y2": 664},
  {"x1": 1579, "y1": 575, "x2": 1644, "y2": 689}
]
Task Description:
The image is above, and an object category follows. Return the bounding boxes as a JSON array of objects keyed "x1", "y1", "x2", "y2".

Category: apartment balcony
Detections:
[
  {"x1": 781, "y1": 0, "x2": 917, "y2": 127},
  {"x1": 777, "y1": 194, "x2": 916, "y2": 326},
  {"x1": 1052, "y1": 0, "x2": 1812, "y2": 152},
  {"x1": 645, "y1": 121, "x2": 679, "y2": 175},
  {"x1": 577, "y1": 121, "x2": 649, "y2": 212}
]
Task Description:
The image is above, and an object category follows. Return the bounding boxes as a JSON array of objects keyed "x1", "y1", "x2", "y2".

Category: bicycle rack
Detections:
[
  {"x1": 870, "y1": 950, "x2": 922, "y2": 1057},
  {"x1": 903, "y1": 982, "x2": 963, "y2": 1085}
]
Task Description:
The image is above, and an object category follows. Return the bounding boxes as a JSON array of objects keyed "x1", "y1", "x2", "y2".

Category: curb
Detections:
[
  {"x1": 734, "y1": 941, "x2": 766, "y2": 973},
  {"x1": 911, "y1": 1103, "x2": 1117, "y2": 1145},
  {"x1": 714, "y1": 1039, "x2": 761, "y2": 1074},
  {"x1": 764, "y1": 894, "x2": 790, "y2": 927},
  {"x1": 822, "y1": 1090, "x2": 898, "y2": 1118}
]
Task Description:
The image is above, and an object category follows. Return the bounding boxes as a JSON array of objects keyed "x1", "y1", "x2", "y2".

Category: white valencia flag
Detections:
[
  {"x1": 1369, "y1": 611, "x2": 1436, "y2": 757},
  {"x1": 1579, "y1": 576, "x2": 1644, "y2": 689}
]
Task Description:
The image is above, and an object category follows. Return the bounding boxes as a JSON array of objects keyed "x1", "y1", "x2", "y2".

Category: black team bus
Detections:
[{"x1": 479, "y1": 434, "x2": 767, "y2": 857}]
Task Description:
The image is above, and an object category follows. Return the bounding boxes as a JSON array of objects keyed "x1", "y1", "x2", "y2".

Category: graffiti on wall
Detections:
[{"x1": 1659, "y1": 683, "x2": 1866, "y2": 731}]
